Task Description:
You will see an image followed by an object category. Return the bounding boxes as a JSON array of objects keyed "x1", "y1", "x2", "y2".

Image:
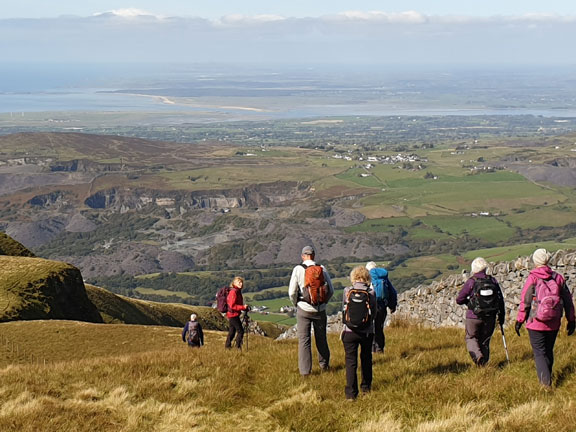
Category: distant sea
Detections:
[{"x1": 3, "y1": 63, "x2": 576, "y2": 119}]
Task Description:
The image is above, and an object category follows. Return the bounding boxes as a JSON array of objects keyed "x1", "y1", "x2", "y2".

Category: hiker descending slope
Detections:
[
  {"x1": 366, "y1": 261, "x2": 397, "y2": 354},
  {"x1": 182, "y1": 313, "x2": 204, "y2": 348},
  {"x1": 288, "y1": 245, "x2": 334, "y2": 376},
  {"x1": 225, "y1": 276, "x2": 250, "y2": 350},
  {"x1": 515, "y1": 248, "x2": 575, "y2": 387},
  {"x1": 456, "y1": 257, "x2": 505, "y2": 366},
  {"x1": 341, "y1": 266, "x2": 377, "y2": 400}
]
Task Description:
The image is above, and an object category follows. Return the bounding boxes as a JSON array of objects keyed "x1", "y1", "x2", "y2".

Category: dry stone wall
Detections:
[{"x1": 396, "y1": 250, "x2": 576, "y2": 328}]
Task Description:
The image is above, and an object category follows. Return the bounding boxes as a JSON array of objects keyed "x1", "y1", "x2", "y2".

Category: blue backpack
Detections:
[{"x1": 372, "y1": 276, "x2": 389, "y2": 303}]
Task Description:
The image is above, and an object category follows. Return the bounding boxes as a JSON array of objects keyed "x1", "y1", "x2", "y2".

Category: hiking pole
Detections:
[
  {"x1": 500, "y1": 323, "x2": 510, "y2": 364},
  {"x1": 243, "y1": 309, "x2": 250, "y2": 352}
]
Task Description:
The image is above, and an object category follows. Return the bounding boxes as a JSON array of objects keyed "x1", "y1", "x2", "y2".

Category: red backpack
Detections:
[
  {"x1": 299, "y1": 264, "x2": 329, "y2": 306},
  {"x1": 216, "y1": 286, "x2": 231, "y2": 313}
]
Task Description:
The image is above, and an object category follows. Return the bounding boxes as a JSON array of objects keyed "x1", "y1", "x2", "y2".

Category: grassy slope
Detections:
[
  {"x1": 0, "y1": 255, "x2": 101, "y2": 323},
  {"x1": 0, "y1": 232, "x2": 35, "y2": 257},
  {"x1": 85, "y1": 284, "x2": 227, "y2": 330},
  {"x1": 0, "y1": 321, "x2": 575, "y2": 431}
]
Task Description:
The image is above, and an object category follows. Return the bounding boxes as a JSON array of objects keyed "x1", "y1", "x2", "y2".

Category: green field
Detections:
[
  {"x1": 462, "y1": 238, "x2": 576, "y2": 262},
  {"x1": 135, "y1": 287, "x2": 192, "y2": 299}
]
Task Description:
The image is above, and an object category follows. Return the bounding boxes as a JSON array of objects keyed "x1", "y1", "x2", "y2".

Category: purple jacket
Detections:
[
  {"x1": 456, "y1": 271, "x2": 505, "y2": 321},
  {"x1": 517, "y1": 265, "x2": 575, "y2": 331}
]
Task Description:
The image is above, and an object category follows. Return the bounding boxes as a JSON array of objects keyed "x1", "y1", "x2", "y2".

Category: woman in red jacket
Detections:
[{"x1": 225, "y1": 276, "x2": 249, "y2": 350}]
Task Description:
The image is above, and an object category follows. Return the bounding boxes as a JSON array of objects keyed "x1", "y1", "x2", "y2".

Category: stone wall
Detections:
[{"x1": 395, "y1": 250, "x2": 576, "y2": 328}]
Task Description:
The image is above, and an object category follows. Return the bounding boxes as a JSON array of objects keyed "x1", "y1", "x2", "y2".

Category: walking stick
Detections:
[
  {"x1": 500, "y1": 323, "x2": 510, "y2": 363},
  {"x1": 242, "y1": 309, "x2": 250, "y2": 352}
]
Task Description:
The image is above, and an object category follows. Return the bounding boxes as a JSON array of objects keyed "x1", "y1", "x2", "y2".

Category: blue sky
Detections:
[
  {"x1": 1, "y1": 1, "x2": 575, "y2": 65},
  {"x1": 2, "y1": 0, "x2": 576, "y2": 19}
]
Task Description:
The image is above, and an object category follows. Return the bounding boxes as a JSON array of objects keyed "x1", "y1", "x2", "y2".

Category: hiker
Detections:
[
  {"x1": 365, "y1": 261, "x2": 397, "y2": 354},
  {"x1": 288, "y1": 245, "x2": 334, "y2": 376},
  {"x1": 515, "y1": 248, "x2": 575, "y2": 387},
  {"x1": 341, "y1": 266, "x2": 377, "y2": 400},
  {"x1": 182, "y1": 313, "x2": 204, "y2": 348},
  {"x1": 225, "y1": 276, "x2": 250, "y2": 350},
  {"x1": 456, "y1": 257, "x2": 505, "y2": 366}
]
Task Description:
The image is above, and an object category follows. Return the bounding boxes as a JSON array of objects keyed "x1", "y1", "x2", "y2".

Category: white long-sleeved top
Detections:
[{"x1": 288, "y1": 259, "x2": 334, "y2": 313}]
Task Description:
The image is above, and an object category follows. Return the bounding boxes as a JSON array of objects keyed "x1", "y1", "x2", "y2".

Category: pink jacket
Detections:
[{"x1": 517, "y1": 266, "x2": 575, "y2": 331}]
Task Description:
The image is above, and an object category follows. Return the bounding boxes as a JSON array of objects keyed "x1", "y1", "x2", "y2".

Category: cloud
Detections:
[
  {"x1": 329, "y1": 10, "x2": 428, "y2": 24},
  {"x1": 218, "y1": 14, "x2": 287, "y2": 26},
  {"x1": 1, "y1": 12, "x2": 576, "y2": 64},
  {"x1": 93, "y1": 9, "x2": 162, "y2": 19}
]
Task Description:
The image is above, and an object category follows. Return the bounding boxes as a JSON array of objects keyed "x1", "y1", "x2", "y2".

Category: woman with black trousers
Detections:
[
  {"x1": 225, "y1": 276, "x2": 249, "y2": 350},
  {"x1": 341, "y1": 266, "x2": 377, "y2": 400},
  {"x1": 515, "y1": 248, "x2": 575, "y2": 387}
]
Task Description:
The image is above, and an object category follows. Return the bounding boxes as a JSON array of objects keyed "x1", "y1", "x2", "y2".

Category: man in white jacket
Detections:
[{"x1": 288, "y1": 245, "x2": 334, "y2": 376}]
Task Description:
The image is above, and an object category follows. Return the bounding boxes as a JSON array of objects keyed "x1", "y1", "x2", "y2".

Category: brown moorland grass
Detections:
[{"x1": 0, "y1": 321, "x2": 575, "y2": 431}]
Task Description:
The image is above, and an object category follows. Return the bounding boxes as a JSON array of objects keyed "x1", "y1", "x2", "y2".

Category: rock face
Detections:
[
  {"x1": 83, "y1": 181, "x2": 310, "y2": 211},
  {"x1": 395, "y1": 250, "x2": 576, "y2": 328},
  {"x1": 0, "y1": 256, "x2": 103, "y2": 323}
]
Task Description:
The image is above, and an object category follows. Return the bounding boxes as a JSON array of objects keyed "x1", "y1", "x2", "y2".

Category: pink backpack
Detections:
[{"x1": 533, "y1": 273, "x2": 563, "y2": 322}]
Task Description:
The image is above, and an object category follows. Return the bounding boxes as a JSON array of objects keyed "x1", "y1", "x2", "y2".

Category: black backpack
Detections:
[
  {"x1": 468, "y1": 276, "x2": 500, "y2": 318},
  {"x1": 186, "y1": 321, "x2": 200, "y2": 344},
  {"x1": 343, "y1": 288, "x2": 372, "y2": 331}
]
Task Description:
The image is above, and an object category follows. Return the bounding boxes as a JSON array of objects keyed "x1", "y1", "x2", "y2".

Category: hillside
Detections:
[
  {"x1": 85, "y1": 284, "x2": 227, "y2": 330},
  {"x1": 0, "y1": 320, "x2": 575, "y2": 431},
  {"x1": 0, "y1": 231, "x2": 34, "y2": 257},
  {"x1": 0, "y1": 247, "x2": 227, "y2": 330},
  {"x1": 0, "y1": 255, "x2": 102, "y2": 323}
]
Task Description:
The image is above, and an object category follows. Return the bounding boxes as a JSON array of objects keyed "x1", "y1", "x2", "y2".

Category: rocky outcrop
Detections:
[
  {"x1": 83, "y1": 181, "x2": 310, "y2": 211},
  {"x1": 49, "y1": 159, "x2": 123, "y2": 173},
  {"x1": 5, "y1": 218, "x2": 67, "y2": 248},
  {"x1": 396, "y1": 250, "x2": 576, "y2": 328},
  {"x1": 57, "y1": 242, "x2": 195, "y2": 278},
  {"x1": 28, "y1": 191, "x2": 74, "y2": 210},
  {"x1": 0, "y1": 255, "x2": 103, "y2": 323}
]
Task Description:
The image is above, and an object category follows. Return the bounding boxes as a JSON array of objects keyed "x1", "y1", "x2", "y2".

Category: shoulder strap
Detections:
[{"x1": 299, "y1": 263, "x2": 308, "y2": 269}]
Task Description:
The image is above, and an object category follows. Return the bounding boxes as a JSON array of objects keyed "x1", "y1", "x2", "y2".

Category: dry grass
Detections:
[{"x1": 0, "y1": 321, "x2": 575, "y2": 431}]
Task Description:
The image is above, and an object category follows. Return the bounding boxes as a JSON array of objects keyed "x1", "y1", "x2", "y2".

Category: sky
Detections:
[
  {"x1": 1, "y1": 1, "x2": 576, "y2": 66},
  {"x1": 2, "y1": 1, "x2": 576, "y2": 19}
]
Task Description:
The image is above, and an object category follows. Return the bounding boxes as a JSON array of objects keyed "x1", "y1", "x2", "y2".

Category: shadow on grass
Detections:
[
  {"x1": 427, "y1": 361, "x2": 471, "y2": 375},
  {"x1": 399, "y1": 342, "x2": 462, "y2": 359},
  {"x1": 554, "y1": 362, "x2": 576, "y2": 387}
]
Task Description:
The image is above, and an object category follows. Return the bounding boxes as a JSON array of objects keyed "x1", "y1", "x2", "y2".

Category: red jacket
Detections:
[{"x1": 226, "y1": 287, "x2": 246, "y2": 319}]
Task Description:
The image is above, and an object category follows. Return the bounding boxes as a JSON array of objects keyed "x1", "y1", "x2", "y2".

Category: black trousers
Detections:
[
  {"x1": 225, "y1": 316, "x2": 244, "y2": 349},
  {"x1": 528, "y1": 329, "x2": 558, "y2": 387},
  {"x1": 342, "y1": 331, "x2": 373, "y2": 399},
  {"x1": 372, "y1": 299, "x2": 388, "y2": 353}
]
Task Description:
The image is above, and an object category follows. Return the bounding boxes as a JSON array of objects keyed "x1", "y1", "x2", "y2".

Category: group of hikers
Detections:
[
  {"x1": 458, "y1": 249, "x2": 575, "y2": 388},
  {"x1": 182, "y1": 245, "x2": 575, "y2": 399}
]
